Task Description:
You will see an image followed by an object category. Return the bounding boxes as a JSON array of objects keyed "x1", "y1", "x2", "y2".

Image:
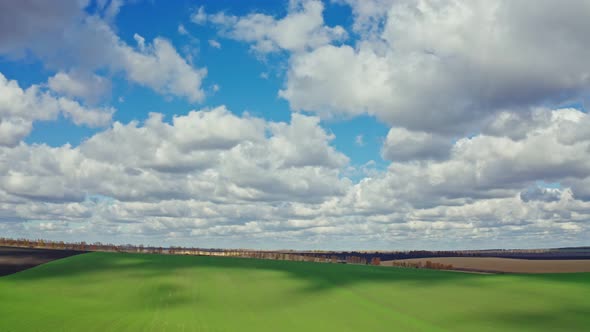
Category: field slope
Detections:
[{"x1": 1, "y1": 252, "x2": 589, "y2": 332}]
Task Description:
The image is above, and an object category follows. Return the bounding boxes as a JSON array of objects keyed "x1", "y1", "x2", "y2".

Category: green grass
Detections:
[{"x1": 1, "y1": 252, "x2": 589, "y2": 331}]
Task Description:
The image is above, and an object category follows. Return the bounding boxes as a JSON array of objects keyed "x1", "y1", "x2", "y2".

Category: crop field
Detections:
[
  {"x1": 1, "y1": 252, "x2": 589, "y2": 332},
  {"x1": 382, "y1": 257, "x2": 590, "y2": 274}
]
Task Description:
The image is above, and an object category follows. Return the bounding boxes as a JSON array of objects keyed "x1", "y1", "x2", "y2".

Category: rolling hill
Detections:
[{"x1": 1, "y1": 252, "x2": 589, "y2": 331}]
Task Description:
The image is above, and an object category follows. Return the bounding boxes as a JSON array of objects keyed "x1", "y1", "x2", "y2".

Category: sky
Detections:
[{"x1": 0, "y1": 0, "x2": 589, "y2": 250}]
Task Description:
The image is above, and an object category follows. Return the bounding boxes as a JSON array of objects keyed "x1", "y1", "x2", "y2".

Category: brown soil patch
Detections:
[
  {"x1": 0, "y1": 246, "x2": 85, "y2": 277},
  {"x1": 381, "y1": 257, "x2": 590, "y2": 274}
]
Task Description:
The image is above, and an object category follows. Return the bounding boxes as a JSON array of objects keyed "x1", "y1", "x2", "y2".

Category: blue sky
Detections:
[{"x1": 0, "y1": 0, "x2": 589, "y2": 249}]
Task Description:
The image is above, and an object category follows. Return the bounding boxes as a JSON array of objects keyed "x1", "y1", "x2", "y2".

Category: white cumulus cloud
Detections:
[
  {"x1": 0, "y1": 73, "x2": 114, "y2": 147},
  {"x1": 201, "y1": 0, "x2": 347, "y2": 54},
  {"x1": 280, "y1": 0, "x2": 590, "y2": 134}
]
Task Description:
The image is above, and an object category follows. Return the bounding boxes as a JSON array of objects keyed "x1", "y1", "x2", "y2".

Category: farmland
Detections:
[
  {"x1": 382, "y1": 257, "x2": 590, "y2": 274},
  {"x1": 1, "y1": 252, "x2": 589, "y2": 331},
  {"x1": 0, "y1": 247, "x2": 84, "y2": 276}
]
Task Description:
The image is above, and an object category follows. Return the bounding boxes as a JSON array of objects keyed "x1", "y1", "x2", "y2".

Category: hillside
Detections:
[{"x1": 1, "y1": 252, "x2": 589, "y2": 332}]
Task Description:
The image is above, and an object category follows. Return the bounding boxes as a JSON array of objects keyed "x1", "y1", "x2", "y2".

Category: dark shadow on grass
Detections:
[
  {"x1": 142, "y1": 282, "x2": 195, "y2": 308},
  {"x1": 512, "y1": 271, "x2": 590, "y2": 285},
  {"x1": 447, "y1": 305, "x2": 590, "y2": 331}
]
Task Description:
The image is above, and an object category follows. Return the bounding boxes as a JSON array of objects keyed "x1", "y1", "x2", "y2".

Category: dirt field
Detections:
[
  {"x1": 0, "y1": 246, "x2": 85, "y2": 276},
  {"x1": 382, "y1": 257, "x2": 590, "y2": 273}
]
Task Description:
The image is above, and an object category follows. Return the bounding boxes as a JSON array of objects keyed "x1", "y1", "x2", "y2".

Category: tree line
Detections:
[
  {"x1": 5, "y1": 236, "x2": 575, "y2": 269},
  {"x1": 0, "y1": 237, "x2": 383, "y2": 266}
]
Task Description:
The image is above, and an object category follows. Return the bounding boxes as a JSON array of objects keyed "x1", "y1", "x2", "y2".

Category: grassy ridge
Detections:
[{"x1": 0, "y1": 252, "x2": 589, "y2": 332}]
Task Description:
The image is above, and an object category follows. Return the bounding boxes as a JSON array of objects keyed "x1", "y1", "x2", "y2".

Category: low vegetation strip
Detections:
[
  {"x1": 1, "y1": 252, "x2": 589, "y2": 331},
  {"x1": 382, "y1": 257, "x2": 590, "y2": 274}
]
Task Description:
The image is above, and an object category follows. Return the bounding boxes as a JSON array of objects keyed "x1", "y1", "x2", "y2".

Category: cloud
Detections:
[
  {"x1": 0, "y1": 107, "x2": 356, "y2": 248},
  {"x1": 520, "y1": 186, "x2": 563, "y2": 203},
  {"x1": 121, "y1": 34, "x2": 207, "y2": 103},
  {"x1": 568, "y1": 177, "x2": 590, "y2": 202},
  {"x1": 190, "y1": 6, "x2": 207, "y2": 25},
  {"x1": 381, "y1": 128, "x2": 453, "y2": 161},
  {"x1": 0, "y1": 119, "x2": 31, "y2": 148},
  {"x1": 0, "y1": 72, "x2": 114, "y2": 146},
  {"x1": 101, "y1": 0, "x2": 124, "y2": 21},
  {"x1": 280, "y1": 0, "x2": 590, "y2": 134},
  {"x1": 334, "y1": 0, "x2": 395, "y2": 35},
  {"x1": 178, "y1": 24, "x2": 188, "y2": 35},
  {"x1": 0, "y1": 3, "x2": 208, "y2": 103},
  {"x1": 208, "y1": 39, "x2": 221, "y2": 49},
  {"x1": 1, "y1": 1, "x2": 590, "y2": 249},
  {"x1": 0, "y1": 106, "x2": 349, "y2": 204},
  {"x1": 355, "y1": 135, "x2": 364, "y2": 146},
  {"x1": 48, "y1": 71, "x2": 111, "y2": 104},
  {"x1": 57, "y1": 97, "x2": 114, "y2": 127},
  {"x1": 201, "y1": 0, "x2": 347, "y2": 54},
  {"x1": 0, "y1": 0, "x2": 86, "y2": 55},
  {"x1": 347, "y1": 108, "x2": 590, "y2": 210},
  {"x1": 1, "y1": 107, "x2": 589, "y2": 248}
]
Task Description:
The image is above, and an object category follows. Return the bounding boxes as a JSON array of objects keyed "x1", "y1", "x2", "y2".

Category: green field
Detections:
[{"x1": 1, "y1": 252, "x2": 589, "y2": 332}]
